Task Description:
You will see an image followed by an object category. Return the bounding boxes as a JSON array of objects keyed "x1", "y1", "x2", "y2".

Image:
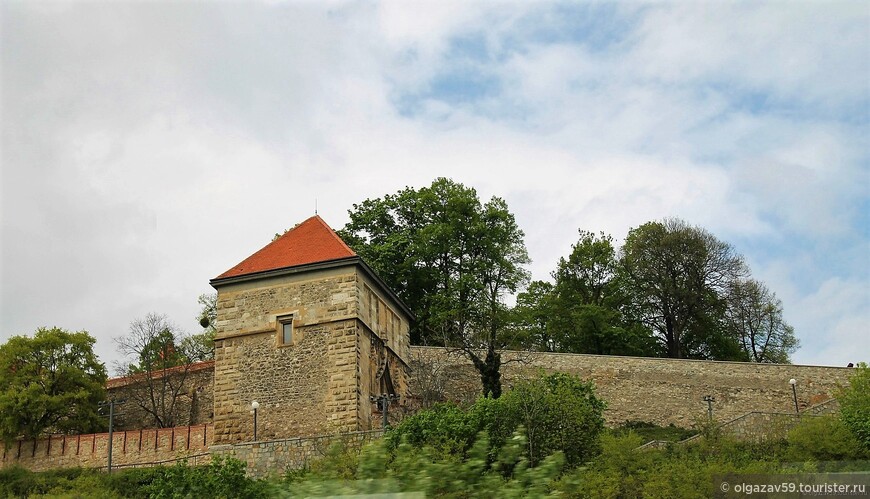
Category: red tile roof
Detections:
[{"x1": 216, "y1": 215, "x2": 357, "y2": 279}]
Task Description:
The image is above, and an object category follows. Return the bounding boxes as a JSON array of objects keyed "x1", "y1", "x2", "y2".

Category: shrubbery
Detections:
[
  {"x1": 388, "y1": 372, "x2": 605, "y2": 467},
  {"x1": 6, "y1": 367, "x2": 869, "y2": 497},
  {"x1": 0, "y1": 456, "x2": 267, "y2": 499},
  {"x1": 838, "y1": 363, "x2": 870, "y2": 451}
]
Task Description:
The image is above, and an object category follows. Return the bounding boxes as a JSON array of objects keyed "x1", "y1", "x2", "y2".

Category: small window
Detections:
[
  {"x1": 282, "y1": 322, "x2": 293, "y2": 344},
  {"x1": 277, "y1": 315, "x2": 294, "y2": 346}
]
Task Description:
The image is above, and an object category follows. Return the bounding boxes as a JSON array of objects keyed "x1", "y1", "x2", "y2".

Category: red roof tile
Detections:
[{"x1": 216, "y1": 215, "x2": 356, "y2": 279}]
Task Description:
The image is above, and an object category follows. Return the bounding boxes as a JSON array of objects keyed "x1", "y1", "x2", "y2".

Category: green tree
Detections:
[
  {"x1": 724, "y1": 279, "x2": 798, "y2": 363},
  {"x1": 187, "y1": 292, "x2": 216, "y2": 361},
  {"x1": 512, "y1": 281, "x2": 557, "y2": 352},
  {"x1": 838, "y1": 362, "x2": 870, "y2": 451},
  {"x1": 549, "y1": 230, "x2": 655, "y2": 356},
  {"x1": 114, "y1": 313, "x2": 201, "y2": 428},
  {"x1": 340, "y1": 178, "x2": 530, "y2": 398},
  {"x1": 0, "y1": 327, "x2": 107, "y2": 444},
  {"x1": 619, "y1": 219, "x2": 747, "y2": 359}
]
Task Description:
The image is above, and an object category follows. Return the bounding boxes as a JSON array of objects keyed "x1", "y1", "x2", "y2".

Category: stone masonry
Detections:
[
  {"x1": 409, "y1": 347, "x2": 855, "y2": 428},
  {"x1": 211, "y1": 260, "x2": 411, "y2": 444}
]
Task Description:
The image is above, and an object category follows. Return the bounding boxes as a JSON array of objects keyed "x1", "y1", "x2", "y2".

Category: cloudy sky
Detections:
[{"x1": 1, "y1": 1, "x2": 867, "y2": 371}]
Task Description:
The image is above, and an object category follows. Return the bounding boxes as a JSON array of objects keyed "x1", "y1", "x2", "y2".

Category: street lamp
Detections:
[
  {"x1": 251, "y1": 400, "x2": 260, "y2": 441},
  {"x1": 789, "y1": 379, "x2": 799, "y2": 414}
]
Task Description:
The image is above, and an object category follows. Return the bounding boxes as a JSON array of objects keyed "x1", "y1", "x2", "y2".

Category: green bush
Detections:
[
  {"x1": 280, "y1": 430, "x2": 565, "y2": 498},
  {"x1": 385, "y1": 402, "x2": 482, "y2": 456},
  {"x1": 787, "y1": 415, "x2": 866, "y2": 462},
  {"x1": 613, "y1": 420, "x2": 698, "y2": 442},
  {"x1": 493, "y1": 372, "x2": 605, "y2": 467},
  {"x1": 838, "y1": 362, "x2": 870, "y2": 451},
  {"x1": 146, "y1": 455, "x2": 271, "y2": 498},
  {"x1": 388, "y1": 372, "x2": 605, "y2": 468}
]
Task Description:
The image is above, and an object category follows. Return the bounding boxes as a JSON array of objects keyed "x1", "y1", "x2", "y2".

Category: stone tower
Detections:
[{"x1": 210, "y1": 216, "x2": 411, "y2": 444}]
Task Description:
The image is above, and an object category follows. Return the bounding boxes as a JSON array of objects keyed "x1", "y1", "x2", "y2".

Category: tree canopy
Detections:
[
  {"x1": 546, "y1": 231, "x2": 655, "y2": 356},
  {"x1": 340, "y1": 178, "x2": 530, "y2": 397},
  {"x1": 619, "y1": 219, "x2": 749, "y2": 359},
  {"x1": 0, "y1": 327, "x2": 107, "y2": 443},
  {"x1": 343, "y1": 179, "x2": 799, "y2": 366}
]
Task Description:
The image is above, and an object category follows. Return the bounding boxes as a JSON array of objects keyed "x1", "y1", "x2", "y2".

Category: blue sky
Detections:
[{"x1": 1, "y1": 1, "x2": 867, "y2": 369}]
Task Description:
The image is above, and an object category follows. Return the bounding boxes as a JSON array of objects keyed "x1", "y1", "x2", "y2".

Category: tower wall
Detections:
[
  {"x1": 212, "y1": 267, "x2": 361, "y2": 444},
  {"x1": 211, "y1": 263, "x2": 412, "y2": 444}
]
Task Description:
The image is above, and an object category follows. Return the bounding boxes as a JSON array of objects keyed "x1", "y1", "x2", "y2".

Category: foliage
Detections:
[
  {"x1": 724, "y1": 279, "x2": 798, "y2": 363},
  {"x1": 547, "y1": 230, "x2": 657, "y2": 356},
  {"x1": 0, "y1": 457, "x2": 266, "y2": 499},
  {"x1": 620, "y1": 218, "x2": 748, "y2": 359},
  {"x1": 341, "y1": 177, "x2": 531, "y2": 397},
  {"x1": 786, "y1": 415, "x2": 867, "y2": 462},
  {"x1": 281, "y1": 430, "x2": 566, "y2": 498},
  {"x1": 512, "y1": 280, "x2": 558, "y2": 351},
  {"x1": 114, "y1": 313, "x2": 203, "y2": 428},
  {"x1": 146, "y1": 455, "x2": 271, "y2": 498},
  {"x1": 0, "y1": 327, "x2": 107, "y2": 443},
  {"x1": 837, "y1": 362, "x2": 870, "y2": 451},
  {"x1": 494, "y1": 373, "x2": 606, "y2": 466},
  {"x1": 389, "y1": 373, "x2": 605, "y2": 468},
  {"x1": 613, "y1": 420, "x2": 698, "y2": 443},
  {"x1": 189, "y1": 293, "x2": 217, "y2": 361},
  {"x1": 0, "y1": 465, "x2": 154, "y2": 499},
  {"x1": 386, "y1": 402, "x2": 483, "y2": 456}
]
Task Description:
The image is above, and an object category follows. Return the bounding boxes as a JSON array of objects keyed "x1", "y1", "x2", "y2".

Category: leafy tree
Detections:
[
  {"x1": 0, "y1": 327, "x2": 107, "y2": 444},
  {"x1": 340, "y1": 178, "x2": 530, "y2": 398},
  {"x1": 187, "y1": 293, "x2": 217, "y2": 361},
  {"x1": 114, "y1": 313, "x2": 202, "y2": 428},
  {"x1": 619, "y1": 219, "x2": 748, "y2": 359},
  {"x1": 512, "y1": 281, "x2": 557, "y2": 352},
  {"x1": 724, "y1": 279, "x2": 798, "y2": 363},
  {"x1": 548, "y1": 231, "x2": 656, "y2": 356},
  {"x1": 838, "y1": 362, "x2": 870, "y2": 451}
]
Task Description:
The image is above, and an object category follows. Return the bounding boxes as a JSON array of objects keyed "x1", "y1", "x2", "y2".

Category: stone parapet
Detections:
[
  {"x1": 409, "y1": 347, "x2": 854, "y2": 428},
  {"x1": 1, "y1": 424, "x2": 213, "y2": 472}
]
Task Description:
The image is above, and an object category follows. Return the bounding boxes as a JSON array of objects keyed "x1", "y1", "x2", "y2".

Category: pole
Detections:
[
  {"x1": 107, "y1": 400, "x2": 114, "y2": 474},
  {"x1": 253, "y1": 407, "x2": 258, "y2": 441},
  {"x1": 791, "y1": 384, "x2": 799, "y2": 414}
]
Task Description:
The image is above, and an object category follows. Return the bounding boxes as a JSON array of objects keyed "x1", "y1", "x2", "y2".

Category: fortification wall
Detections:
[
  {"x1": 107, "y1": 362, "x2": 215, "y2": 430},
  {"x1": 408, "y1": 347, "x2": 854, "y2": 428},
  {"x1": 211, "y1": 430, "x2": 383, "y2": 478},
  {"x1": 1, "y1": 424, "x2": 212, "y2": 472}
]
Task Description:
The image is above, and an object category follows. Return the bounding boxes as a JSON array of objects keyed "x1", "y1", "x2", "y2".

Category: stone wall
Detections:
[
  {"x1": 1, "y1": 424, "x2": 212, "y2": 472},
  {"x1": 409, "y1": 347, "x2": 854, "y2": 428},
  {"x1": 210, "y1": 430, "x2": 383, "y2": 478},
  {"x1": 107, "y1": 361, "x2": 215, "y2": 430},
  {"x1": 213, "y1": 268, "x2": 360, "y2": 444},
  {"x1": 212, "y1": 263, "x2": 413, "y2": 445}
]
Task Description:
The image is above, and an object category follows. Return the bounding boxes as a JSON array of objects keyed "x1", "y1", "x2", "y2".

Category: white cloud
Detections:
[{"x1": 1, "y1": 1, "x2": 867, "y2": 370}]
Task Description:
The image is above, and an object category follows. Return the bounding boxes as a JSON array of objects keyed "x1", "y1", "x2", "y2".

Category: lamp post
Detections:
[
  {"x1": 789, "y1": 379, "x2": 799, "y2": 414},
  {"x1": 251, "y1": 401, "x2": 259, "y2": 441},
  {"x1": 98, "y1": 398, "x2": 125, "y2": 474}
]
